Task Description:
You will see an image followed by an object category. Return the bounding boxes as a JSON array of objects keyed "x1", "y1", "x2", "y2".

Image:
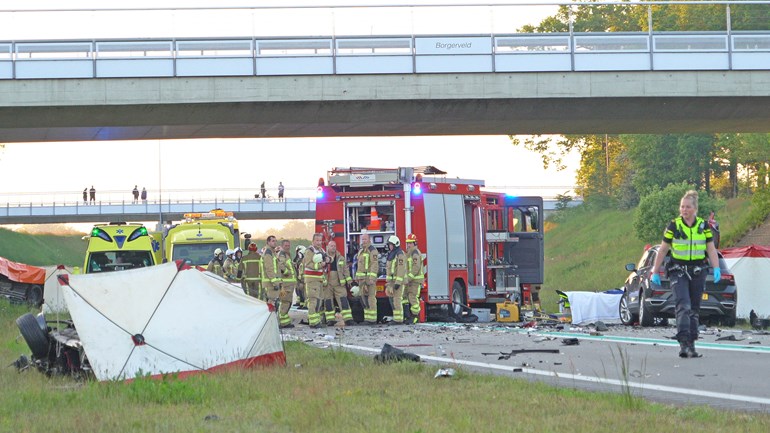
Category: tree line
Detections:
[{"x1": 513, "y1": 1, "x2": 770, "y2": 243}]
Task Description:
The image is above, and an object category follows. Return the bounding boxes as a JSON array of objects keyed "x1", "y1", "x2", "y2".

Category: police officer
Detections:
[
  {"x1": 355, "y1": 232, "x2": 379, "y2": 325},
  {"x1": 276, "y1": 239, "x2": 297, "y2": 328},
  {"x1": 206, "y1": 248, "x2": 225, "y2": 277},
  {"x1": 261, "y1": 236, "x2": 283, "y2": 309},
  {"x1": 650, "y1": 190, "x2": 720, "y2": 358},
  {"x1": 403, "y1": 233, "x2": 425, "y2": 325},
  {"x1": 324, "y1": 241, "x2": 355, "y2": 326},
  {"x1": 302, "y1": 233, "x2": 327, "y2": 328},
  {"x1": 242, "y1": 243, "x2": 262, "y2": 298},
  {"x1": 385, "y1": 235, "x2": 407, "y2": 325}
]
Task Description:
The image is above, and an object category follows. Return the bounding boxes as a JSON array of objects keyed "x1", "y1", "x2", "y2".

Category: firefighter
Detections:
[
  {"x1": 293, "y1": 245, "x2": 307, "y2": 308},
  {"x1": 223, "y1": 249, "x2": 238, "y2": 283},
  {"x1": 324, "y1": 241, "x2": 355, "y2": 326},
  {"x1": 276, "y1": 239, "x2": 297, "y2": 328},
  {"x1": 261, "y1": 236, "x2": 283, "y2": 310},
  {"x1": 242, "y1": 243, "x2": 262, "y2": 299},
  {"x1": 233, "y1": 247, "x2": 245, "y2": 283},
  {"x1": 355, "y1": 232, "x2": 379, "y2": 324},
  {"x1": 385, "y1": 235, "x2": 407, "y2": 325},
  {"x1": 403, "y1": 233, "x2": 424, "y2": 324},
  {"x1": 302, "y1": 233, "x2": 327, "y2": 328},
  {"x1": 206, "y1": 248, "x2": 225, "y2": 277}
]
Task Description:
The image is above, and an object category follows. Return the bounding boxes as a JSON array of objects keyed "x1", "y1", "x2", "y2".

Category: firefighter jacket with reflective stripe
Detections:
[
  {"x1": 242, "y1": 253, "x2": 261, "y2": 281},
  {"x1": 663, "y1": 216, "x2": 713, "y2": 264},
  {"x1": 326, "y1": 251, "x2": 351, "y2": 286},
  {"x1": 261, "y1": 248, "x2": 281, "y2": 286},
  {"x1": 386, "y1": 247, "x2": 406, "y2": 284},
  {"x1": 355, "y1": 244, "x2": 379, "y2": 279},
  {"x1": 207, "y1": 257, "x2": 224, "y2": 277},
  {"x1": 278, "y1": 250, "x2": 297, "y2": 283},
  {"x1": 303, "y1": 246, "x2": 327, "y2": 281},
  {"x1": 404, "y1": 245, "x2": 425, "y2": 284}
]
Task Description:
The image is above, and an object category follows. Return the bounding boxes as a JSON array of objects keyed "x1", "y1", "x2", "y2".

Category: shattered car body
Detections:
[{"x1": 14, "y1": 312, "x2": 92, "y2": 379}]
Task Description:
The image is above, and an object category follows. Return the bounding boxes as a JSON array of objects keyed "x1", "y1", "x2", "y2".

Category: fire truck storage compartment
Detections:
[
  {"x1": 423, "y1": 193, "x2": 468, "y2": 300},
  {"x1": 345, "y1": 201, "x2": 396, "y2": 276}
]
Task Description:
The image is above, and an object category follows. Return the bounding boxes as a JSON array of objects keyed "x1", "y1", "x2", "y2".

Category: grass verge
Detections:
[{"x1": 2, "y1": 303, "x2": 769, "y2": 432}]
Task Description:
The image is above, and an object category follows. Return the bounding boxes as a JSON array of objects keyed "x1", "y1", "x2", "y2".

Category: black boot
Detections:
[
  {"x1": 687, "y1": 340, "x2": 702, "y2": 358},
  {"x1": 678, "y1": 341, "x2": 689, "y2": 358}
]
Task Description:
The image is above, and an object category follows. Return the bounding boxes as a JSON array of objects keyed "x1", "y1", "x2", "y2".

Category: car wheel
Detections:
[
  {"x1": 26, "y1": 285, "x2": 44, "y2": 308},
  {"x1": 16, "y1": 313, "x2": 49, "y2": 359},
  {"x1": 618, "y1": 292, "x2": 637, "y2": 326},
  {"x1": 639, "y1": 290, "x2": 655, "y2": 327},
  {"x1": 721, "y1": 310, "x2": 737, "y2": 327},
  {"x1": 450, "y1": 280, "x2": 466, "y2": 319}
]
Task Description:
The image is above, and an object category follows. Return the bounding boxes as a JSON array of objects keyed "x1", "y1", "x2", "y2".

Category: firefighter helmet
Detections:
[
  {"x1": 214, "y1": 248, "x2": 223, "y2": 256},
  {"x1": 296, "y1": 245, "x2": 307, "y2": 256},
  {"x1": 312, "y1": 253, "x2": 324, "y2": 264},
  {"x1": 387, "y1": 235, "x2": 400, "y2": 247},
  {"x1": 248, "y1": 243, "x2": 257, "y2": 252},
  {"x1": 225, "y1": 249, "x2": 234, "y2": 256},
  {"x1": 406, "y1": 233, "x2": 417, "y2": 243},
  {"x1": 234, "y1": 247, "x2": 242, "y2": 256}
]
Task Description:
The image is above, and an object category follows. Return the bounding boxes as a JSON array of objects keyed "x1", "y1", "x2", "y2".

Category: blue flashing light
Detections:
[
  {"x1": 316, "y1": 186, "x2": 324, "y2": 199},
  {"x1": 412, "y1": 182, "x2": 422, "y2": 195},
  {"x1": 506, "y1": 192, "x2": 518, "y2": 198}
]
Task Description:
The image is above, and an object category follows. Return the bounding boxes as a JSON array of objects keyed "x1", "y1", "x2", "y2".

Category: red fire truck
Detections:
[{"x1": 315, "y1": 166, "x2": 544, "y2": 322}]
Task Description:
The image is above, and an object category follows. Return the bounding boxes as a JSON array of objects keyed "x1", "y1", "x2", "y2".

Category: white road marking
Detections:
[{"x1": 337, "y1": 342, "x2": 770, "y2": 407}]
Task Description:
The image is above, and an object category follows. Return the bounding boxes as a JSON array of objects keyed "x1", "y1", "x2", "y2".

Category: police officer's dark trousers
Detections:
[{"x1": 670, "y1": 266, "x2": 706, "y2": 348}]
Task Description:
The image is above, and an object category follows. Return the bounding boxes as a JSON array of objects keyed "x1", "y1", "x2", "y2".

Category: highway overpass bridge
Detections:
[
  {"x1": 1, "y1": 2, "x2": 770, "y2": 141},
  {"x1": 0, "y1": 195, "x2": 574, "y2": 225}
]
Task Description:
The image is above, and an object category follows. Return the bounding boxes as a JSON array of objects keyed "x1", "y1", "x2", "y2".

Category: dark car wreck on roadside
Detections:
[{"x1": 13, "y1": 312, "x2": 92, "y2": 379}]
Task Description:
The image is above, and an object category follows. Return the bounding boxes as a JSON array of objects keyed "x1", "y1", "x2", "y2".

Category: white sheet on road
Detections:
[{"x1": 566, "y1": 291, "x2": 622, "y2": 325}]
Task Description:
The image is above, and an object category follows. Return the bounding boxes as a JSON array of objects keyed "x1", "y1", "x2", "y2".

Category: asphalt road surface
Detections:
[{"x1": 283, "y1": 311, "x2": 770, "y2": 413}]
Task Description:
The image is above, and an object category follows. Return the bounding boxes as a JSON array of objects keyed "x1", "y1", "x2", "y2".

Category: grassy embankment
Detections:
[
  {"x1": 0, "y1": 227, "x2": 84, "y2": 267},
  {"x1": 1, "y1": 303, "x2": 769, "y2": 432}
]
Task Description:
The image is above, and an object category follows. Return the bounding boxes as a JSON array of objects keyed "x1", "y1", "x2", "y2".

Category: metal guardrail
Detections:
[{"x1": 1, "y1": 31, "x2": 769, "y2": 79}]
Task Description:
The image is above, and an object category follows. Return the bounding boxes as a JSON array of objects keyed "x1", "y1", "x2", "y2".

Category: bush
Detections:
[{"x1": 634, "y1": 182, "x2": 723, "y2": 243}]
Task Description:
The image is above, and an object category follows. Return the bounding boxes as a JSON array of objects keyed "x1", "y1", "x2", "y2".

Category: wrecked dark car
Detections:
[
  {"x1": 14, "y1": 312, "x2": 92, "y2": 379},
  {"x1": 619, "y1": 245, "x2": 737, "y2": 327}
]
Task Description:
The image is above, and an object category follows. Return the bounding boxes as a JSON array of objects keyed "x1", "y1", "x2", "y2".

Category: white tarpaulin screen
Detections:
[
  {"x1": 566, "y1": 291, "x2": 622, "y2": 325},
  {"x1": 722, "y1": 245, "x2": 770, "y2": 318},
  {"x1": 59, "y1": 261, "x2": 284, "y2": 381}
]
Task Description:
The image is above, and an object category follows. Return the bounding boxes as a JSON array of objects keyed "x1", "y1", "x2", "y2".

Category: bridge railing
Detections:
[{"x1": 2, "y1": 30, "x2": 770, "y2": 79}]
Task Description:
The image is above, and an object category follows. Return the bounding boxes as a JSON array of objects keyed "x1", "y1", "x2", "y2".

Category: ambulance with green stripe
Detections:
[{"x1": 83, "y1": 222, "x2": 163, "y2": 273}]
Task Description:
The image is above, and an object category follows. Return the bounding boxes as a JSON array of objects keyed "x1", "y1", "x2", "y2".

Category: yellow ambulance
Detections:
[
  {"x1": 83, "y1": 222, "x2": 163, "y2": 273},
  {"x1": 163, "y1": 209, "x2": 240, "y2": 266}
]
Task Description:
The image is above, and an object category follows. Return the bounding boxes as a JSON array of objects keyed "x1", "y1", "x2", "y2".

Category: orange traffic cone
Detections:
[{"x1": 367, "y1": 207, "x2": 381, "y2": 231}]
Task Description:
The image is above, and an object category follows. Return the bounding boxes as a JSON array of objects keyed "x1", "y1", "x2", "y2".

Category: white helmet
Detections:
[
  {"x1": 214, "y1": 248, "x2": 223, "y2": 256},
  {"x1": 387, "y1": 235, "x2": 400, "y2": 247},
  {"x1": 234, "y1": 247, "x2": 242, "y2": 255},
  {"x1": 312, "y1": 253, "x2": 324, "y2": 264},
  {"x1": 225, "y1": 248, "x2": 234, "y2": 256},
  {"x1": 295, "y1": 245, "x2": 307, "y2": 256}
]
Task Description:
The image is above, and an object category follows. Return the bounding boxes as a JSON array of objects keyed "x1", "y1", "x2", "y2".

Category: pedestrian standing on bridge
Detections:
[
  {"x1": 83, "y1": 188, "x2": 88, "y2": 205},
  {"x1": 278, "y1": 182, "x2": 285, "y2": 201},
  {"x1": 650, "y1": 190, "x2": 720, "y2": 359},
  {"x1": 260, "y1": 181, "x2": 266, "y2": 199},
  {"x1": 141, "y1": 187, "x2": 147, "y2": 204},
  {"x1": 89, "y1": 186, "x2": 96, "y2": 204},
  {"x1": 132, "y1": 185, "x2": 139, "y2": 204}
]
